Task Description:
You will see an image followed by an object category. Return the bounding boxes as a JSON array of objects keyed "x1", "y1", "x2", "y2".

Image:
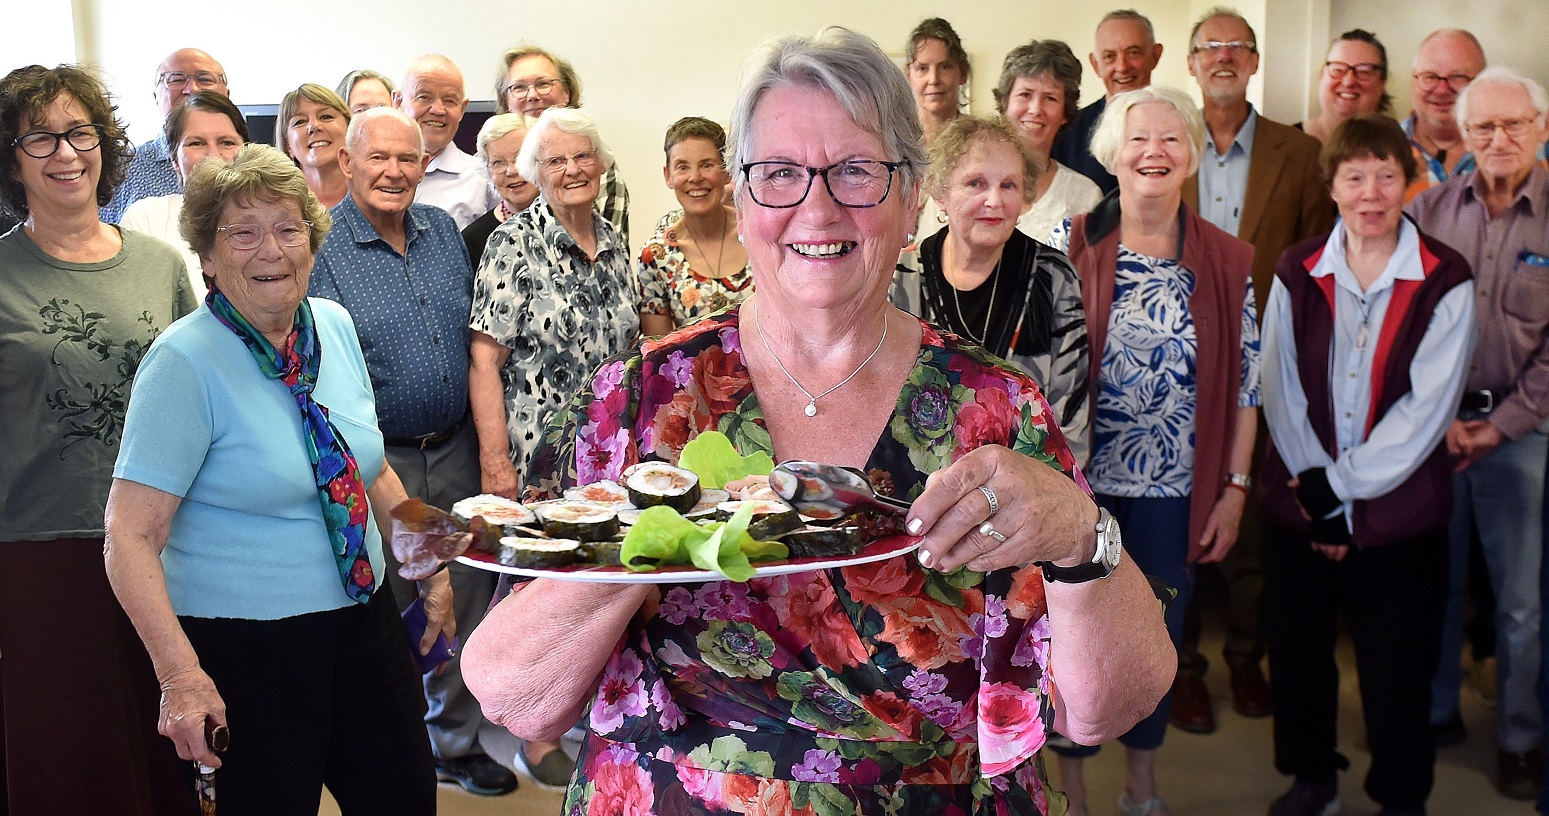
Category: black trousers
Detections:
[
  {"x1": 179, "y1": 584, "x2": 435, "y2": 816},
  {"x1": 1263, "y1": 522, "x2": 1447, "y2": 811}
]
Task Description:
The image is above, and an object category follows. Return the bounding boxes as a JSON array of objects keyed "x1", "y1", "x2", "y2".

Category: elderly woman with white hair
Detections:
[
  {"x1": 461, "y1": 112, "x2": 537, "y2": 266},
  {"x1": 1045, "y1": 85, "x2": 1260, "y2": 816},
  {"x1": 466, "y1": 107, "x2": 638, "y2": 785},
  {"x1": 462, "y1": 28, "x2": 1174, "y2": 815}
]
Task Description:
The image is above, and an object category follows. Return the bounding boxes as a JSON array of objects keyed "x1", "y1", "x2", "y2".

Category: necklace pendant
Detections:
[{"x1": 804, "y1": 401, "x2": 818, "y2": 417}]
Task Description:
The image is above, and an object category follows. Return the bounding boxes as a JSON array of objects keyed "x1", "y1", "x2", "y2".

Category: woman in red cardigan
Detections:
[{"x1": 1046, "y1": 85, "x2": 1260, "y2": 816}]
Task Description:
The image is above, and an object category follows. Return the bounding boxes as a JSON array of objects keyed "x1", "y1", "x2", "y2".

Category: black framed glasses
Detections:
[
  {"x1": 741, "y1": 159, "x2": 907, "y2": 208},
  {"x1": 1413, "y1": 71, "x2": 1474, "y2": 92},
  {"x1": 13, "y1": 123, "x2": 104, "y2": 159},
  {"x1": 216, "y1": 221, "x2": 313, "y2": 250},
  {"x1": 1324, "y1": 61, "x2": 1382, "y2": 82}
]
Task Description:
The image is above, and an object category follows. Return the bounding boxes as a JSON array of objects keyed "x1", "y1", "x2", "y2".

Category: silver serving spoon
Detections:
[{"x1": 769, "y1": 460, "x2": 912, "y2": 521}]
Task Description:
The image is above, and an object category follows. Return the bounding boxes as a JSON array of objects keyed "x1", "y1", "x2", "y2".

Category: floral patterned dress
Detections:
[
  {"x1": 524, "y1": 307, "x2": 1088, "y2": 816},
  {"x1": 638, "y1": 225, "x2": 754, "y2": 330}
]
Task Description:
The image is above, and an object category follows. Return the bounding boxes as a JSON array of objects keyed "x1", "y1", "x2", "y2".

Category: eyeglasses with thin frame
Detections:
[
  {"x1": 741, "y1": 160, "x2": 907, "y2": 209},
  {"x1": 487, "y1": 155, "x2": 523, "y2": 175},
  {"x1": 1192, "y1": 40, "x2": 1257, "y2": 56},
  {"x1": 216, "y1": 221, "x2": 313, "y2": 251},
  {"x1": 1413, "y1": 71, "x2": 1475, "y2": 93},
  {"x1": 13, "y1": 123, "x2": 104, "y2": 159},
  {"x1": 540, "y1": 150, "x2": 599, "y2": 174},
  {"x1": 503, "y1": 78, "x2": 561, "y2": 99},
  {"x1": 1324, "y1": 61, "x2": 1382, "y2": 82},
  {"x1": 1465, "y1": 118, "x2": 1537, "y2": 142},
  {"x1": 159, "y1": 71, "x2": 227, "y2": 91}
]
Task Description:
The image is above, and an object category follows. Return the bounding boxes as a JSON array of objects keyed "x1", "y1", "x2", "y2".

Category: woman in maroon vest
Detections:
[
  {"x1": 1259, "y1": 114, "x2": 1475, "y2": 816},
  {"x1": 1048, "y1": 85, "x2": 1261, "y2": 816}
]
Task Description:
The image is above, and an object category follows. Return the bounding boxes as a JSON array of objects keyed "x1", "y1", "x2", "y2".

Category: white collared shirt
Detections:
[{"x1": 415, "y1": 142, "x2": 500, "y2": 231}]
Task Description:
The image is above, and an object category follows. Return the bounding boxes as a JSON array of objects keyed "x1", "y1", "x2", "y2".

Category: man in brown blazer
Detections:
[{"x1": 1172, "y1": 6, "x2": 1334, "y2": 735}]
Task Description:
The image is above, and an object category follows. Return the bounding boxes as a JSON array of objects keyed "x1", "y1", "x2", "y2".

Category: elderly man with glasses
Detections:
[
  {"x1": 101, "y1": 47, "x2": 228, "y2": 223},
  {"x1": 1408, "y1": 66, "x2": 1549, "y2": 802},
  {"x1": 1401, "y1": 29, "x2": 1488, "y2": 201}
]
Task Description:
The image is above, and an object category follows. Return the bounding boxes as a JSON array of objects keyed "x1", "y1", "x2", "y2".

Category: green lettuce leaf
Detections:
[
  {"x1": 678, "y1": 430, "x2": 775, "y2": 490},
  {"x1": 619, "y1": 504, "x2": 788, "y2": 581}
]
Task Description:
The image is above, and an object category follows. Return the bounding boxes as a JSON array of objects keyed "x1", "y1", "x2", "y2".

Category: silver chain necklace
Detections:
[
  {"x1": 947, "y1": 256, "x2": 1002, "y2": 346},
  {"x1": 750, "y1": 300, "x2": 888, "y2": 417}
]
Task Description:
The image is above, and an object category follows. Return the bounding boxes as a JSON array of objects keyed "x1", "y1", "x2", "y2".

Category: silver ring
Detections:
[
  {"x1": 979, "y1": 521, "x2": 1007, "y2": 542},
  {"x1": 978, "y1": 485, "x2": 999, "y2": 517}
]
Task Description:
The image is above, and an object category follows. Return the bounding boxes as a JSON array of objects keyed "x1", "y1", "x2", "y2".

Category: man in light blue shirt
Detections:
[
  {"x1": 1173, "y1": 6, "x2": 1333, "y2": 737},
  {"x1": 102, "y1": 48, "x2": 229, "y2": 224},
  {"x1": 395, "y1": 55, "x2": 499, "y2": 231}
]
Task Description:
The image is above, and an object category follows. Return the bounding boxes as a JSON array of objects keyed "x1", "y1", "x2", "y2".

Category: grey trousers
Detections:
[{"x1": 384, "y1": 420, "x2": 498, "y2": 762}]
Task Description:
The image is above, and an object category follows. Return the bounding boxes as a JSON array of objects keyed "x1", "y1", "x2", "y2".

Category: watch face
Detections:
[{"x1": 1098, "y1": 510, "x2": 1123, "y2": 571}]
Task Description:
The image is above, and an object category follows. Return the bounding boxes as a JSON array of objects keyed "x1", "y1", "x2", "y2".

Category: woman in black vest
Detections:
[{"x1": 1259, "y1": 114, "x2": 1475, "y2": 816}]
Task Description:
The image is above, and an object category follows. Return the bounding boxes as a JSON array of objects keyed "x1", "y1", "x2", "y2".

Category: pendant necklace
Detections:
[
  {"x1": 750, "y1": 301, "x2": 889, "y2": 417},
  {"x1": 947, "y1": 255, "x2": 1002, "y2": 346},
  {"x1": 682, "y1": 210, "x2": 727, "y2": 279}
]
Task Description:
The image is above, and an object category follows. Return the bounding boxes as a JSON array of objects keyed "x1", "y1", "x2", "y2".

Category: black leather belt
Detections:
[
  {"x1": 385, "y1": 413, "x2": 466, "y2": 450},
  {"x1": 1460, "y1": 390, "x2": 1501, "y2": 414}
]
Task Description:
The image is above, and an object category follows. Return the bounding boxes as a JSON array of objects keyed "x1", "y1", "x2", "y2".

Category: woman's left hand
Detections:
[
  {"x1": 907, "y1": 445, "x2": 1098, "y2": 573},
  {"x1": 417, "y1": 569, "x2": 456, "y2": 661},
  {"x1": 1195, "y1": 488, "x2": 1247, "y2": 563}
]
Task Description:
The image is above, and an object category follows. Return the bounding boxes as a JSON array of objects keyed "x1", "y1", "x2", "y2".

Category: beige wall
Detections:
[{"x1": 36, "y1": 0, "x2": 1549, "y2": 245}]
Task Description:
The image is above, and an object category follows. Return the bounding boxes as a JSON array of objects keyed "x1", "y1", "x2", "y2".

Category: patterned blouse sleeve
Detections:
[
  {"x1": 1041, "y1": 250, "x2": 1091, "y2": 465},
  {"x1": 1239, "y1": 278, "x2": 1262, "y2": 408},
  {"x1": 637, "y1": 240, "x2": 673, "y2": 318},
  {"x1": 469, "y1": 224, "x2": 527, "y2": 345}
]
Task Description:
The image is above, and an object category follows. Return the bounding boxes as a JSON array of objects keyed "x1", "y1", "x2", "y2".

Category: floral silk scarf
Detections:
[{"x1": 206, "y1": 290, "x2": 375, "y2": 602}]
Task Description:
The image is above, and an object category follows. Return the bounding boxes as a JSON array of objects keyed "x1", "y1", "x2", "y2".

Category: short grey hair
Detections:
[
  {"x1": 1099, "y1": 9, "x2": 1156, "y2": 42},
  {"x1": 345, "y1": 106, "x2": 424, "y2": 155},
  {"x1": 727, "y1": 27, "x2": 927, "y2": 204},
  {"x1": 1455, "y1": 65, "x2": 1549, "y2": 129},
  {"x1": 994, "y1": 40, "x2": 1082, "y2": 124},
  {"x1": 476, "y1": 112, "x2": 531, "y2": 180},
  {"x1": 1189, "y1": 7, "x2": 1256, "y2": 50},
  {"x1": 515, "y1": 106, "x2": 615, "y2": 184},
  {"x1": 335, "y1": 69, "x2": 394, "y2": 106},
  {"x1": 181, "y1": 143, "x2": 330, "y2": 258},
  {"x1": 1089, "y1": 85, "x2": 1206, "y2": 177}
]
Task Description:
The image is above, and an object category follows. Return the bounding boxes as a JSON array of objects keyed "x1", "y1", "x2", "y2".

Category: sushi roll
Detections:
[
  {"x1": 623, "y1": 462, "x2": 701, "y2": 512},
  {"x1": 579, "y1": 539, "x2": 625, "y2": 566},
  {"x1": 563, "y1": 480, "x2": 633, "y2": 508},
  {"x1": 535, "y1": 501, "x2": 621, "y2": 542},
  {"x1": 780, "y1": 526, "x2": 864, "y2": 559},
  {"x1": 497, "y1": 537, "x2": 581, "y2": 569},
  {"x1": 716, "y1": 500, "x2": 802, "y2": 539},
  {"x1": 683, "y1": 489, "x2": 730, "y2": 520},
  {"x1": 451, "y1": 494, "x2": 537, "y2": 535}
]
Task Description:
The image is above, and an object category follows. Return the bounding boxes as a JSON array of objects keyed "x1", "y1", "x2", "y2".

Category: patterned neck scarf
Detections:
[{"x1": 206, "y1": 289, "x2": 375, "y2": 603}]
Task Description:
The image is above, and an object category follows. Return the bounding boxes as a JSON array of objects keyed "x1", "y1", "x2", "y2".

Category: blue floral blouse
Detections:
[{"x1": 1049, "y1": 219, "x2": 1260, "y2": 497}]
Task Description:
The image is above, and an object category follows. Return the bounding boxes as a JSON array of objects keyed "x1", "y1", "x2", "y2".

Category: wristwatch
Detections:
[
  {"x1": 1038, "y1": 507, "x2": 1122, "y2": 583},
  {"x1": 1226, "y1": 472, "x2": 1253, "y2": 491}
]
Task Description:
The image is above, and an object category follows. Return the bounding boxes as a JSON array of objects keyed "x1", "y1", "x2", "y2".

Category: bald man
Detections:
[
  {"x1": 1402, "y1": 29, "x2": 1489, "y2": 201},
  {"x1": 102, "y1": 48, "x2": 229, "y2": 223},
  {"x1": 395, "y1": 55, "x2": 498, "y2": 231}
]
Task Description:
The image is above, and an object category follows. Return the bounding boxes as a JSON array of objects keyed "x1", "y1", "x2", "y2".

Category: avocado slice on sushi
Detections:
[
  {"x1": 623, "y1": 462, "x2": 702, "y2": 512},
  {"x1": 497, "y1": 537, "x2": 581, "y2": 569},
  {"x1": 535, "y1": 501, "x2": 621, "y2": 542}
]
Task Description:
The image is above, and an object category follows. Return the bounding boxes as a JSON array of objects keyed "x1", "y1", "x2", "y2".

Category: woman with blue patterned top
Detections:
[{"x1": 1045, "y1": 85, "x2": 1261, "y2": 816}]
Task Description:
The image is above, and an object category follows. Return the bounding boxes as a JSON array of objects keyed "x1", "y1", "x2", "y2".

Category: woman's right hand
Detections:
[{"x1": 157, "y1": 666, "x2": 228, "y2": 768}]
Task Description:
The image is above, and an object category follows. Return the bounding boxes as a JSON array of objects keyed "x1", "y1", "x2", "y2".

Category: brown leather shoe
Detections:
[
  {"x1": 1230, "y1": 661, "x2": 1274, "y2": 718},
  {"x1": 1168, "y1": 672, "x2": 1216, "y2": 733}
]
